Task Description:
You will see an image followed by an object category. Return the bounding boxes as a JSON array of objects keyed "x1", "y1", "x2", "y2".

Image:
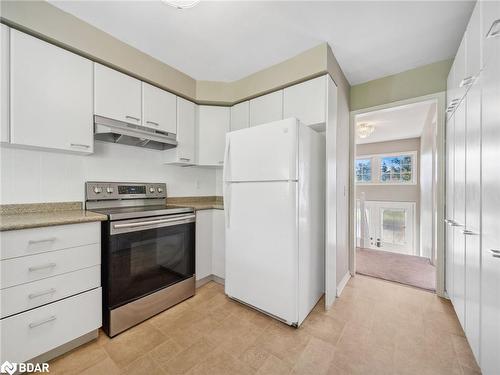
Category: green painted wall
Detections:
[{"x1": 350, "y1": 59, "x2": 452, "y2": 111}]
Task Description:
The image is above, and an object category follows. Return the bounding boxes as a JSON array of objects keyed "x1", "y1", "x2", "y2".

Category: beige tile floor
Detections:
[{"x1": 48, "y1": 275, "x2": 481, "y2": 375}]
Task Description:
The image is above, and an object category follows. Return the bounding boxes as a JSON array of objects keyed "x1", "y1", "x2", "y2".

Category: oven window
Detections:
[{"x1": 107, "y1": 222, "x2": 195, "y2": 308}]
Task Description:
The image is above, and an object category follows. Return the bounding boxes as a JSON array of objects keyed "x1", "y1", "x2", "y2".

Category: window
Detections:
[
  {"x1": 355, "y1": 151, "x2": 417, "y2": 185},
  {"x1": 380, "y1": 154, "x2": 414, "y2": 183},
  {"x1": 355, "y1": 158, "x2": 372, "y2": 183}
]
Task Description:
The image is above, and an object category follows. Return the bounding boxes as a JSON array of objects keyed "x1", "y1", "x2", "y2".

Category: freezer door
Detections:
[
  {"x1": 224, "y1": 181, "x2": 298, "y2": 324},
  {"x1": 224, "y1": 118, "x2": 298, "y2": 182}
]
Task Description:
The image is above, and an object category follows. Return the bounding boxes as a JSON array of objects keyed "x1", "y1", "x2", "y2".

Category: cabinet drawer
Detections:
[
  {"x1": 1, "y1": 222, "x2": 100, "y2": 260},
  {"x1": 0, "y1": 244, "x2": 100, "y2": 289},
  {"x1": 0, "y1": 287, "x2": 102, "y2": 363},
  {"x1": 1, "y1": 266, "x2": 100, "y2": 318}
]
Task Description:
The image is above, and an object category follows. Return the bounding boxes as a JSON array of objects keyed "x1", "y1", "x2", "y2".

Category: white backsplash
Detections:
[{"x1": 0, "y1": 142, "x2": 217, "y2": 204}]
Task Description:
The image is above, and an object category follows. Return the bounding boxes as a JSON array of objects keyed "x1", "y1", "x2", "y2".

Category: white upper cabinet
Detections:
[
  {"x1": 141, "y1": 82, "x2": 176, "y2": 134},
  {"x1": 249, "y1": 90, "x2": 283, "y2": 127},
  {"x1": 466, "y1": 2, "x2": 482, "y2": 79},
  {"x1": 446, "y1": 62, "x2": 455, "y2": 117},
  {"x1": 1, "y1": 24, "x2": 9, "y2": 144},
  {"x1": 94, "y1": 63, "x2": 142, "y2": 125},
  {"x1": 10, "y1": 30, "x2": 93, "y2": 154},
  {"x1": 230, "y1": 101, "x2": 249, "y2": 131},
  {"x1": 197, "y1": 106, "x2": 230, "y2": 166},
  {"x1": 284, "y1": 75, "x2": 327, "y2": 129},
  {"x1": 164, "y1": 97, "x2": 196, "y2": 165},
  {"x1": 454, "y1": 36, "x2": 468, "y2": 100}
]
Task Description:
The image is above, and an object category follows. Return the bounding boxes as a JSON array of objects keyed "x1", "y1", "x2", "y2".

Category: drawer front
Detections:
[
  {"x1": 0, "y1": 287, "x2": 102, "y2": 363},
  {"x1": 1, "y1": 266, "x2": 100, "y2": 318},
  {"x1": 0, "y1": 244, "x2": 100, "y2": 289},
  {"x1": 1, "y1": 222, "x2": 100, "y2": 260}
]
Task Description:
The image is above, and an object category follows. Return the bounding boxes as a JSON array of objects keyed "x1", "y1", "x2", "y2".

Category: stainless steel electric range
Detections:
[{"x1": 85, "y1": 181, "x2": 195, "y2": 337}]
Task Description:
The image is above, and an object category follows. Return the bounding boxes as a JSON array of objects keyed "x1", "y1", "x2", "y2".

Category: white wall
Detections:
[
  {"x1": 420, "y1": 105, "x2": 437, "y2": 261},
  {"x1": 0, "y1": 142, "x2": 217, "y2": 204}
]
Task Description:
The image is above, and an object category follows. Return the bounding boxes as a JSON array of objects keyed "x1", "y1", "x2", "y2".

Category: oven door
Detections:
[{"x1": 105, "y1": 213, "x2": 195, "y2": 309}]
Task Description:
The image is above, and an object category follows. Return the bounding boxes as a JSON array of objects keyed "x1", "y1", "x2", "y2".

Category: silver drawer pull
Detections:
[
  {"x1": 493, "y1": 254, "x2": 500, "y2": 259},
  {"x1": 146, "y1": 121, "x2": 159, "y2": 126},
  {"x1": 29, "y1": 315, "x2": 56, "y2": 329},
  {"x1": 70, "y1": 143, "x2": 91, "y2": 149},
  {"x1": 487, "y1": 19, "x2": 500, "y2": 39},
  {"x1": 490, "y1": 249, "x2": 500, "y2": 254},
  {"x1": 28, "y1": 288, "x2": 56, "y2": 299},
  {"x1": 125, "y1": 115, "x2": 140, "y2": 122},
  {"x1": 28, "y1": 237, "x2": 57, "y2": 244},
  {"x1": 28, "y1": 263, "x2": 57, "y2": 272},
  {"x1": 180, "y1": 158, "x2": 191, "y2": 162},
  {"x1": 459, "y1": 76, "x2": 475, "y2": 88},
  {"x1": 462, "y1": 229, "x2": 477, "y2": 235}
]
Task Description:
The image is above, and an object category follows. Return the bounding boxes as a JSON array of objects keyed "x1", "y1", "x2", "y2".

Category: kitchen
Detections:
[{"x1": 0, "y1": 1, "x2": 498, "y2": 374}]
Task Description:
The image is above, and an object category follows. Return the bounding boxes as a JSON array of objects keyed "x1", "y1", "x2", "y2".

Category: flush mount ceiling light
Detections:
[
  {"x1": 357, "y1": 122, "x2": 375, "y2": 139},
  {"x1": 161, "y1": 0, "x2": 201, "y2": 9}
]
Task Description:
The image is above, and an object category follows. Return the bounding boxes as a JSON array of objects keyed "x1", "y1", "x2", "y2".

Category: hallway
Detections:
[{"x1": 356, "y1": 247, "x2": 436, "y2": 291}]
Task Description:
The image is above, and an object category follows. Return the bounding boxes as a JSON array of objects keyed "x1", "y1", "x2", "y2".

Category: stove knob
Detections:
[
  {"x1": 157, "y1": 187, "x2": 163, "y2": 193},
  {"x1": 106, "y1": 187, "x2": 114, "y2": 194},
  {"x1": 149, "y1": 187, "x2": 156, "y2": 194},
  {"x1": 93, "y1": 186, "x2": 102, "y2": 194}
]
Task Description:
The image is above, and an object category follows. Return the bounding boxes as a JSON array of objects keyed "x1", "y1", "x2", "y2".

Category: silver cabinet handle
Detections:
[
  {"x1": 28, "y1": 288, "x2": 56, "y2": 299},
  {"x1": 218, "y1": 161, "x2": 224, "y2": 164},
  {"x1": 28, "y1": 237, "x2": 56, "y2": 244},
  {"x1": 125, "y1": 115, "x2": 140, "y2": 122},
  {"x1": 146, "y1": 121, "x2": 159, "y2": 126},
  {"x1": 29, "y1": 315, "x2": 56, "y2": 329},
  {"x1": 70, "y1": 143, "x2": 91, "y2": 149},
  {"x1": 490, "y1": 249, "x2": 500, "y2": 254},
  {"x1": 462, "y1": 229, "x2": 478, "y2": 235},
  {"x1": 180, "y1": 158, "x2": 191, "y2": 162},
  {"x1": 487, "y1": 19, "x2": 500, "y2": 39},
  {"x1": 28, "y1": 263, "x2": 57, "y2": 272},
  {"x1": 459, "y1": 76, "x2": 475, "y2": 88}
]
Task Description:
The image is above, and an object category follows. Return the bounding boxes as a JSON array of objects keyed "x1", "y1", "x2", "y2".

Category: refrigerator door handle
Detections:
[{"x1": 223, "y1": 136, "x2": 231, "y2": 228}]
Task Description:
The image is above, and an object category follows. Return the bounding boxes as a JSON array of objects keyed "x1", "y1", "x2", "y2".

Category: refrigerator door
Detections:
[
  {"x1": 224, "y1": 118, "x2": 298, "y2": 182},
  {"x1": 224, "y1": 180, "x2": 298, "y2": 324}
]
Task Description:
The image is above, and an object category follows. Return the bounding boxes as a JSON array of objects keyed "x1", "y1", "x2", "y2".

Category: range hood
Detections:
[{"x1": 94, "y1": 115, "x2": 177, "y2": 150}]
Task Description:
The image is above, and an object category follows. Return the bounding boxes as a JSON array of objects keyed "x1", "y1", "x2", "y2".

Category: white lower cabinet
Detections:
[
  {"x1": 0, "y1": 222, "x2": 102, "y2": 363},
  {"x1": 0, "y1": 287, "x2": 102, "y2": 363},
  {"x1": 195, "y1": 209, "x2": 225, "y2": 282}
]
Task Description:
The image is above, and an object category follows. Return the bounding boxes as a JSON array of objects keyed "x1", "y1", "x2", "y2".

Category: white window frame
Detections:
[
  {"x1": 355, "y1": 157, "x2": 373, "y2": 184},
  {"x1": 356, "y1": 151, "x2": 418, "y2": 186}
]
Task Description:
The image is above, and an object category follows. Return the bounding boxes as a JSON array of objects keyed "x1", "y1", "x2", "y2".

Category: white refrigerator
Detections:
[{"x1": 223, "y1": 118, "x2": 325, "y2": 326}]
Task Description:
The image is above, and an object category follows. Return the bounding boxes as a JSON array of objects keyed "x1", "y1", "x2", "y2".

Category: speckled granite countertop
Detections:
[
  {"x1": 0, "y1": 202, "x2": 108, "y2": 231},
  {"x1": 167, "y1": 196, "x2": 224, "y2": 211}
]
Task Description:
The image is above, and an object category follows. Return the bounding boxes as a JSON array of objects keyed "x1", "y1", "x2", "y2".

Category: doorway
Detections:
[{"x1": 350, "y1": 95, "x2": 444, "y2": 292}]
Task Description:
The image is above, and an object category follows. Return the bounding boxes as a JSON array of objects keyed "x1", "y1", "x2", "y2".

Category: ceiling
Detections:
[
  {"x1": 355, "y1": 100, "x2": 436, "y2": 144},
  {"x1": 49, "y1": 1, "x2": 475, "y2": 85}
]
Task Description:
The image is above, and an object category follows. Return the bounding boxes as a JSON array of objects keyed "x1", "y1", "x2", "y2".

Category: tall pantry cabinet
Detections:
[{"x1": 445, "y1": 1, "x2": 500, "y2": 373}]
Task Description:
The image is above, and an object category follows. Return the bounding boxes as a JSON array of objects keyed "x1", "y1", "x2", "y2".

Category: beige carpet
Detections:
[{"x1": 356, "y1": 247, "x2": 436, "y2": 291}]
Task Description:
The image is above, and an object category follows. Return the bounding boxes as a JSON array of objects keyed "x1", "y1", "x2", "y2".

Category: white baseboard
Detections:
[
  {"x1": 196, "y1": 274, "x2": 225, "y2": 288},
  {"x1": 337, "y1": 272, "x2": 351, "y2": 296}
]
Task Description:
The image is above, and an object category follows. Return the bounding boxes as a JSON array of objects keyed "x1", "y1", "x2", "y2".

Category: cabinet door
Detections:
[
  {"x1": 10, "y1": 30, "x2": 93, "y2": 153},
  {"x1": 94, "y1": 63, "x2": 142, "y2": 125},
  {"x1": 230, "y1": 101, "x2": 249, "y2": 131},
  {"x1": 212, "y1": 209, "x2": 225, "y2": 279},
  {"x1": 466, "y1": 2, "x2": 482, "y2": 78},
  {"x1": 283, "y1": 75, "x2": 326, "y2": 127},
  {"x1": 249, "y1": 90, "x2": 283, "y2": 127},
  {"x1": 454, "y1": 36, "x2": 468, "y2": 100},
  {"x1": 142, "y1": 82, "x2": 176, "y2": 133},
  {"x1": 1, "y1": 24, "x2": 9, "y2": 143},
  {"x1": 452, "y1": 100, "x2": 466, "y2": 328},
  {"x1": 445, "y1": 115, "x2": 455, "y2": 300},
  {"x1": 464, "y1": 79, "x2": 481, "y2": 360},
  {"x1": 480, "y1": 1, "x2": 500, "y2": 372},
  {"x1": 195, "y1": 210, "x2": 212, "y2": 281},
  {"x1": 176, "y1": 97, "x2": 196, "y2": 163},
  {"x1": 197, "y1": 106, "x2": 230, "y2": 166},
  {"x1": 446, "y1": 62, "x2": 455, "y2": 118}
]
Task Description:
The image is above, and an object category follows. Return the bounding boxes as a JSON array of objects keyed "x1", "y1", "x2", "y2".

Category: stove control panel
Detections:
[{"x1": 86, "y1": 182, "x2": 167, "y2": 200}]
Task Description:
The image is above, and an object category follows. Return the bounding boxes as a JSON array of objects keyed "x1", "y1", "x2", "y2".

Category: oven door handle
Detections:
[{"x1": 113, "y1": 214, "x2": 196, "y2": 230}]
